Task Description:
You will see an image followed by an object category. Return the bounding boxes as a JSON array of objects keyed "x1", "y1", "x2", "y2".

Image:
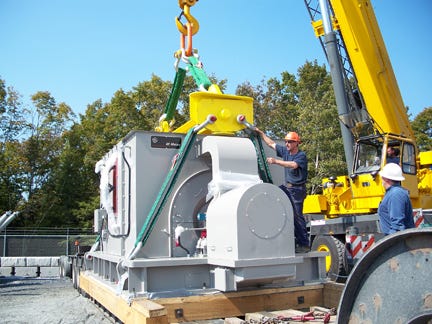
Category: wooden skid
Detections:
[
  {"x1": 323, "y1": 282, "x2": 344, "y2": 308},
  {"x1": 156, "y1": 285, "x2": 323, "y2": 322},
  {"x1": 79, "y1": 273, "x2": 167, "y2": 324},
  {"x1": 80, "y1": 272, "x2": 342, "y2": 323}
]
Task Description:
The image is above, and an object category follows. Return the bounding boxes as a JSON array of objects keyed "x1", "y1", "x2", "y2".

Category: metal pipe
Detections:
[
  {"x1": 318, "y1": 0, "x2": 355, "y2": 173},
  {"x1": 3, "y1": 229, "x2": 6, "y2": 257},
  {"x1": 0, "y1": 212, "x2": 20, "y2": 232},
  {"x1": 0, "y1": 211, "x2": 12, "y2": 227},
  {"x1": 319, "y1": 0, "x2": 333, "y2": 33},
  {"x1": 193, "y1": 114, "x2": 217, "y2": 133}
]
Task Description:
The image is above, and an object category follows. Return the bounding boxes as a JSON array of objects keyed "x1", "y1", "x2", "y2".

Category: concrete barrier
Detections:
[{"x1": 0, "y1": 256, "x2": 60, "y2": 276}]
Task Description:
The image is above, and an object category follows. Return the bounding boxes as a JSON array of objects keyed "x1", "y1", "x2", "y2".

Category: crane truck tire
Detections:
[
  {"x1": 311, "y1": 235, "x2": 348, "y2": 283},
  {"x1": 338, "y1": 228, "x2": 432, "y2": 323}
]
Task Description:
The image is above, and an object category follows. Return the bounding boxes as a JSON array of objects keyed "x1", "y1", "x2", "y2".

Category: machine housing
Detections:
[{"x1": 87, "y1": 130, "x2": 326, "y2": 298}]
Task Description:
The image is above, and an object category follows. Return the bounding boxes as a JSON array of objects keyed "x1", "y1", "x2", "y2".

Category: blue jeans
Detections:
[{"x1": 279, "y1": 185, "x2": 310, "y2": 247}]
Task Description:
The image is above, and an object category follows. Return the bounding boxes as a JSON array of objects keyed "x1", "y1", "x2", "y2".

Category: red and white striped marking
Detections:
[
  {"x1": 413, "y1": 209, "x2": 424, "y2": 228},
  {"x1": 347, "y1": 234, "x2": 375, "y2": 260},
  {"x1": 346, "y1": 209, "x2": 425, "y2": 261}
]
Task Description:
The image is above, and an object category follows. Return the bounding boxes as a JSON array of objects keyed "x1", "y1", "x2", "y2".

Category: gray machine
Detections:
[{"x1": 87, "y1": 130, "x2": 326, "y2": 298}]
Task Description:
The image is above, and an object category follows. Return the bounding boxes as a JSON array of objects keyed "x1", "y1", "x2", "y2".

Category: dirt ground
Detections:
[{"x1": 0, "y1": 268, "x2": 115, "y2": 324}]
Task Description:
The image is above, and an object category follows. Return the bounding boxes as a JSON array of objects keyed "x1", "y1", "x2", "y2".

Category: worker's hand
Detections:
[{"x1": 267, "y1": 157, "x2": 276, "y2": 164}]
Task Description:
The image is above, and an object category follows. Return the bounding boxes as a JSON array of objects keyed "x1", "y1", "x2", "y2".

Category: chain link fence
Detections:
[{"x1": 0, "y1": 227, "x2": 96, "y2": 257}]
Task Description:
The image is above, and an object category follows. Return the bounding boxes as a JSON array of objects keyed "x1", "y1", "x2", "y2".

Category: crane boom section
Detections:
[{"x1": 329, "y1": 0, "x2": 414, "y2": 140}]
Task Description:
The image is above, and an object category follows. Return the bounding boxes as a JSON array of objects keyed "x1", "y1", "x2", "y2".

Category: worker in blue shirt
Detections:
[
  {"x1": 378, "y1": 163, "x2": 415, "y2": 235},
  {"x1": 256, "y1": 128, "x2": 310, "y2": 253}
]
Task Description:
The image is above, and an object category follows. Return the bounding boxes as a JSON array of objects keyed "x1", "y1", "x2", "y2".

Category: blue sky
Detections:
[{"x1": 1, "y1": 1, "x2": 431, "y2": 119}]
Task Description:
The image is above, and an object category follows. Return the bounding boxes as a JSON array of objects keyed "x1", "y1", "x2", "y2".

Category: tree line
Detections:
[{"x1": 1, "y1": 61, "x2": 431, "y2": 228}]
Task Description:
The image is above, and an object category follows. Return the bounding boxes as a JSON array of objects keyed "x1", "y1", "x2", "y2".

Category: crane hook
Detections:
[{"x1": 175, "y1": 3, "x2": 200, "y2": 36}]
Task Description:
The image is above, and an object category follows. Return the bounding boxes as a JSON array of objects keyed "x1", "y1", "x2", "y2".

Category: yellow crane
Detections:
[{"x1": 302, "y1": 0, "x2": 432, "y2": 281}]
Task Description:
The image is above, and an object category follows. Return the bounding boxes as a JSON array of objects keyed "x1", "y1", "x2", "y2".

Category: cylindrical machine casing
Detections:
[{"x1": 206, "y1": 182, "x2": 295, "y2": 265}]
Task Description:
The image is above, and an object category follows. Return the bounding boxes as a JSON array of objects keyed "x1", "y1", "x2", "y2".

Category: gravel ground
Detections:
[{"x1": 0, "y1": 267, "x2": 115, "y2": 324}]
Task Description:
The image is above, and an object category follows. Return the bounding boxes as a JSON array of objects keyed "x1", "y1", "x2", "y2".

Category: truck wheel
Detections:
[
  {"x1": 59, "y1": 256, "x2": 72, "y2": 278},
  {"x1": 311, "y1": 235, "x2": 347, "y2": 283}
]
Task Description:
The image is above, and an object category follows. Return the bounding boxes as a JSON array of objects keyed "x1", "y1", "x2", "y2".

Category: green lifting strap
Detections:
[
  {"x1": 164, "y1": 68, "x2": 187, "y2": 121},
  {"x1": 187, "y1": 56, "x2": 212, "y2": 90},
  {"x1": 134, "y1": 128, "x2": 197, "y2": 247},
  {"x1": 249, "y1": 133, "x2": 273, "y2": 184}
]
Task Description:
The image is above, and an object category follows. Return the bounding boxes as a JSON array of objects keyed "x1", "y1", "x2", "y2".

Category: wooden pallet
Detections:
[{"x1": 79, "y1": 272, "x2": 343, "y2": 324}]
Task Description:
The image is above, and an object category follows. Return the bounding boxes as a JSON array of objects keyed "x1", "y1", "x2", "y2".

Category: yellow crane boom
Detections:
[{"x1": 330, "y1": 0, "x2": 414, "y2": 139}]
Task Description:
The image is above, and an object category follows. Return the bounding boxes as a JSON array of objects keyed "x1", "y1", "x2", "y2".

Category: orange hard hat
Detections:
[{"x1": 284, "y1": 131, "x2": 301, "y2": 143}]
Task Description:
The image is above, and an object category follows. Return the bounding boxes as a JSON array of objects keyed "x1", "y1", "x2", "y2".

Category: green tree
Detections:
[
  {"x1": 78, "y1": 99, "x2": 111, "y2": 169},
  {"x1": 32, "y1": 122, "x2": 97, "y2": 227},
  {"x1": 237, "y1": 72, "x2": 300, "y2": 138},
  {"x1": 412, "y1": 106, "x2": 432, "y2": 151},
  {"x1": 0, "y1": 79, "x2": 28, "y2": 142},
  {"x1": 18, "y1": 91, "x2": 75, "y2": 226},
  {"x1": 0, "y1": 79, "x2": 28, "y2": 213},
  {"x1": 236, "y1": 80, "x2": 267, "y2": 129},
  {"x1": 103, "y1": 89, "x2": 147, "y2": 143},
  {"x1": 295, "y1": 61, "x2": 346, "y2": 193},
  {"x1": 0, "y1": 141, "x2": 24, "y2": 213}
]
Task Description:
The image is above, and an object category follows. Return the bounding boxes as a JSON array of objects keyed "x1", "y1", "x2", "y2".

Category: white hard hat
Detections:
[{"x1": 379, "y1": 163, "x2": 405, "y2": 181}]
